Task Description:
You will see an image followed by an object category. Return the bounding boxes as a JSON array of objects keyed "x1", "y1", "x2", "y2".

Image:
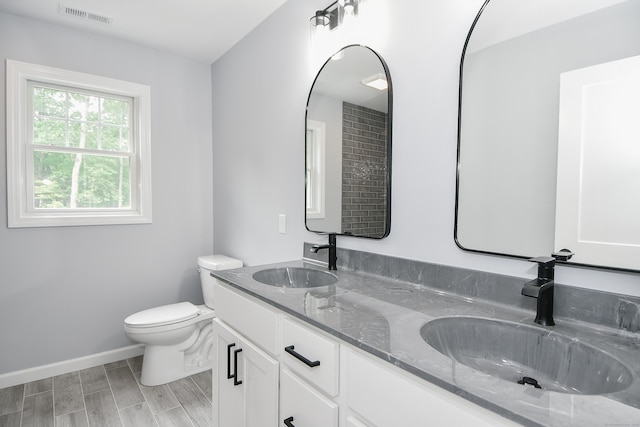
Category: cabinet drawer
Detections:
[
  {"x1": 280, "y1": 369, "x2": 338, "y2": 427},
  {"x1": 214, "y1": 281, "x2": 279, "y2": 356},
  {"x1": 281, "y1": 317, "x2": 339, "y2": 397},
  {"x1": 344, "y1": 349, "x2": 518, "y2": 427}
]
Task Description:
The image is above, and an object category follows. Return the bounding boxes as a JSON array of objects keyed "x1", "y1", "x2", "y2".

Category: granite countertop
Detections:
[{"x1": 211, "y1": 259, "x2": 640, "y2": 427}]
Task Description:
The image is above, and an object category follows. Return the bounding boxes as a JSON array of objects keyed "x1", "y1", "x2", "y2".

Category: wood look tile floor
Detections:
[{"x1": 0, "y1": 356, "x2": 212, "y2": 427}]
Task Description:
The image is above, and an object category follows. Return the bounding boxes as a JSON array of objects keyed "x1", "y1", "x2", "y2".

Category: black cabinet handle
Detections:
[
  {"x1": 284, "y1": 345, "x2": 320, "y2": 368},
  {"x1": 233, "y1": 348, "x2": 243, "y2": 386},
  {"x1": 284, "y1": 416, "x2": 295, "y2": 427},
  {"x1": 226, "y1": 343, "x2": 236, "y2": 379}
]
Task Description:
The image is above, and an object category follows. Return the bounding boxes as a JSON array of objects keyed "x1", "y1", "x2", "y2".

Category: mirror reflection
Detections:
[
  {"x1": 306, "y1": 45, "x2": 392, "y2": 239},
  {"x1": 457, "y1": 0, "x2": 640, "y2": 271}
]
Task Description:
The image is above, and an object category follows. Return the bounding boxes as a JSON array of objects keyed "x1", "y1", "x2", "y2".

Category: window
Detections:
[
  {"x1": 6, "y1": 60, "x2": 151, "y2": 227},
  {"x1": 305, "y1": 120, "x2": 326, "y2": 219}
]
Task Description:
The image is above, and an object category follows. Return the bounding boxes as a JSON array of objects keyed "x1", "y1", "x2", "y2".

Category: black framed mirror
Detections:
[
  {"x1": 456, "y1": 0, "x2": 640, "y2": 271},
  {"x1": 305, "y1": 45, "x2": 392, "y2": 239}
]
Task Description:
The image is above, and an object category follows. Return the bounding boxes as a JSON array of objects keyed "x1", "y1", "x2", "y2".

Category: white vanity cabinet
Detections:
[
  {"x1": 342, "y1": 348, "x2": 519, "y2": 427},
  {"x1": 212, "y1": 319, "x2": 279, "y2": 427},
  {"x1": 213, "y1": 280, "x2": 280, "y2": 355},
  {"x1": 212, "y1": 281, "x2": 280, "y2": 427},
  {"x1": 280, "y1": 368, "x2": 339, "y2": 427},
  {"x1": 281, "y1": 317, "x2": 340, "y2": 397},
  {"x1": 279, "y1": 317, "x2": 340, "y2": 427},
  {"x1": 212, "y1": 279, "x2": 518, "y2": 427}
]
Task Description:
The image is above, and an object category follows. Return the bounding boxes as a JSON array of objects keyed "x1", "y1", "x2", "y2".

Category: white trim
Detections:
[
  {"x1": 6, "y1": 59, "x2": 152, "y2": 227},
  {"x1": 306, "y1": 119, "x2": 326, "y2": 219},
  {"x1": 0, "y1": 344, "x2": 144, "y2": 389}
]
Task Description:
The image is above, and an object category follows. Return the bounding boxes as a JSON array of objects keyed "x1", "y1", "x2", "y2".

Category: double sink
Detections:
[{"x1": 253, "y1": 267, "x2": 633, "y2": 397}]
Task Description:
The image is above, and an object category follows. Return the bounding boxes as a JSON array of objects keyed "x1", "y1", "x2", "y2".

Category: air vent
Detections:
[{"x1": 58, "y1": 3, "x2": 114, "y2": 25}]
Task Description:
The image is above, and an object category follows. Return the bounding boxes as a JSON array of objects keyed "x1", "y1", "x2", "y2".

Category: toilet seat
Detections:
[{"x1": 125, "y1": 302, "x2": 199, "y2": 328}]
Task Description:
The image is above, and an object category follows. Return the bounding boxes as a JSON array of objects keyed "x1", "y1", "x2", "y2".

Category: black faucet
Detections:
[
  {"x1": 522, "y1": 256, "x2": 556, "y2": 326},
  {"x1": 310, "y1": 234, "x2": 337, "y2": 270}
]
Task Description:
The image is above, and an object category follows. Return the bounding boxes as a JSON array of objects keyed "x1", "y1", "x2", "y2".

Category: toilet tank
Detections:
[{"x1": 198, "y1": 255, "x2": 243, "y2": 308}]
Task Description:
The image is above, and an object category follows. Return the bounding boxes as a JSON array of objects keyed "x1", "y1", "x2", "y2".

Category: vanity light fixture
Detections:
[
  {"x1": 339, "y1": 0, "x2": 358, "y2": 18},
  {"x1": 310, "y1": 6, "x2": 335, "y2": 35},
  {"x1": 310, "y1": 9, "x2": 331, "y2": 30},
  {"x1": 310, "y1": 0, "x2": 361, "y2": 39},
  {"x1": 361, "y1": 73, "x2": 388, "y2": 90},
  {"x1": 310, "y1": 8, "x2": 332, "y2": 41}
]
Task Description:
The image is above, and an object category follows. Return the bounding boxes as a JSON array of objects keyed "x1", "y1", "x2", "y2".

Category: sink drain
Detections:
[{"x1": 517, "y1": 376, "x2": 542, "y2": 389}]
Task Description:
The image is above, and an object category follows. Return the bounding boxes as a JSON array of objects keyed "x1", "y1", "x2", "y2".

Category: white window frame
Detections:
[
  {"x1": 306, "y1": 119, "x2": 326, "y2": 219},
  {"x1": 6, "y1": 60, "x2": 152, "y2": 227}
]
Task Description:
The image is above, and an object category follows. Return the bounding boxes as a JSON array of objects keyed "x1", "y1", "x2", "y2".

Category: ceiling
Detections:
[{"x1": 0, "y1": 0, "x2": 289, "y2": 64}]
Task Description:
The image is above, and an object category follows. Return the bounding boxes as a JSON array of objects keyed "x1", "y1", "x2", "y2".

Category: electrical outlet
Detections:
[{"x1": 278, "y1": 214, "x2": 286, "y2": 234}]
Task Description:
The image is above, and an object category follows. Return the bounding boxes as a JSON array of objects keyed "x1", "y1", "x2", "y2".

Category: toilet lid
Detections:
[{"x1": 124, "y1": 302, "x2": 199, "y2": 328}]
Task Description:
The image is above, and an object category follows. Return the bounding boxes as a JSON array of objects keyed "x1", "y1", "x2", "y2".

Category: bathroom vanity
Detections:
[
  {"x1": 209, "y1": 249, "x2": 640, "y2": 427},
  {"x1": 211, "y1": 269, "x2": 514, "y2": 427}
]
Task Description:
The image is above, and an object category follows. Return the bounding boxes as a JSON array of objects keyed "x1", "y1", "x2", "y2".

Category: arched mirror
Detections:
[
  {"x1": 456, "y1": 0, "x2": 640, "y2": 271},
  {"x1": 306, "y1": 45, "x2": 392, "y2": 239}
]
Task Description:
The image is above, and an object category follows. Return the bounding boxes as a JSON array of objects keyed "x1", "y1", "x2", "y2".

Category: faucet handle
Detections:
[
  {"x1": 552, "y1": 249, "x2": 574, "y2": 262},
  {"x1": 529, "y1": 256, "x2": 555, "y2": 281},
  {"x1": 528, "y1": 256, "x2": 555, "y2": 266}
]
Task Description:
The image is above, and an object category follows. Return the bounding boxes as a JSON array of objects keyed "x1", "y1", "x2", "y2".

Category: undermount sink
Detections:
[
  {"x1": 252, "y1": 267, "x2": 337, "y2": 289},
  {"x1": 421, "y1": 316, "x2": 632, "y2": 395}
]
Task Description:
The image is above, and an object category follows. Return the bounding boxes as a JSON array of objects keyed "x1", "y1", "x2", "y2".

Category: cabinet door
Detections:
[
  {"x1": 213, "y1": 320, "x2": 279, "y2": 427},
  {"x1": 243, "y1": 335, "x2": 279, "y2": 427},
  {"x1": 214, "y1": 320, "x2": 245, "y2": 427},
  {"x1": 280, "y1": 369, "x2": 338, "y2": 427}
]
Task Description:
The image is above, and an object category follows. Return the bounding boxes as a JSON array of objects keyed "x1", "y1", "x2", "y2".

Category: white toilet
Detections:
[{"x1": 124, "y1": 255, "x2": 242, "y2": 386}]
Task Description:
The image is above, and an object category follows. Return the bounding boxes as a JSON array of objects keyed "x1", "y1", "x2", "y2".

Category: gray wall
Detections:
[
  {"x1": 212, "y1": 0, "x2": 640, "y2": 295},
  {"x1": 0, "y1": 12, "x2": 214, "y2": 374}
]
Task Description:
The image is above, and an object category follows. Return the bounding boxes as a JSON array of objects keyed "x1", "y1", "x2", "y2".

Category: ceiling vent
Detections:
[{"x1": 58, "y1": 3, "x2": 114, "y2": 25}]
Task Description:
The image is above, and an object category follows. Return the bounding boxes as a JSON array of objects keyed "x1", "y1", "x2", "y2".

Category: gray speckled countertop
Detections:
[{"x1": 211, "y1": 257, "x2": 640, "y2": 427}]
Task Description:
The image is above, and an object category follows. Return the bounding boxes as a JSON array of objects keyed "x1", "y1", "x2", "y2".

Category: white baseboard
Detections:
[{"x1": 0, "y1": 344, "x2": 144, "y2": 389}]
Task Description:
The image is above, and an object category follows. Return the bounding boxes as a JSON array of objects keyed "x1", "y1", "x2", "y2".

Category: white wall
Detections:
[
  {"x1": 211, "y1": 0, "x2": 640, "y2": 295},
  {"x1": 0, "y1": 12, "x2": 214, "y2": 374}
]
